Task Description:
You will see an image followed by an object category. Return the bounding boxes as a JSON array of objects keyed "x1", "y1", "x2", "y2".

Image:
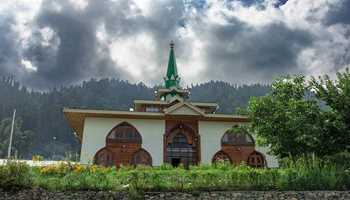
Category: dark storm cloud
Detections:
[
  {"x1": 0, "y1": 15, "x2": 23, "y2": 77},
  {"x1": 23, "y1": 0, "x2": 125, "y2": 88},
  {"x1": 0, "y1": 0, "x2": 349, "y2": 88},
  {"x1": 325, "y1": 0, "x2": 350, "y2": 25},
  {"x1": 1, "y1": 0, "x2": 186, "y2": 89},
  {"x1": 202, "y1": 20, "x2": 313, "y2": 82}
]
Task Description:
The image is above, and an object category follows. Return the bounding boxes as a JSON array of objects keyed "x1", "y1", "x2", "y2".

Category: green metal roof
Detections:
[{"x1": 165, "y1": 41, "x2": 180, "y2": 88}]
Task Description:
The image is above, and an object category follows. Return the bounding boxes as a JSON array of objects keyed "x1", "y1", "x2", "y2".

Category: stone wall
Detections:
[{"x1": 1, "y1": 189, "x2": 349, "y2": 200}]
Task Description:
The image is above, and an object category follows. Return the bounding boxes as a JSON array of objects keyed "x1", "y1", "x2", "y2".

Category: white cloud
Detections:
[
  {"x1": 69, "y1": 0, "x2": 88, "y2": 11},
  {"x1": 21, "y1": 59, "x2": 37, "y2": 71},
  {"x1": 110, "y1": 33, "x2": 158, "y2": 83}
]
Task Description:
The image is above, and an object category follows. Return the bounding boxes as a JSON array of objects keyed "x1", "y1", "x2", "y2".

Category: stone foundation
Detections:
[{"x1": 1, "y1": 189, "x2": 349, "y2": 200}]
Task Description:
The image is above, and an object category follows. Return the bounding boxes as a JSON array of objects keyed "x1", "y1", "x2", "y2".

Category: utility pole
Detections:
[{"x1": 7, "y1": 109, "x2": 16, "y2": 159}]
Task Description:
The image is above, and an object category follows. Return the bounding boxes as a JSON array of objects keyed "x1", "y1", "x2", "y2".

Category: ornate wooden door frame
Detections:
[{"x1": 163, "y1": 120, "x2": 201, "y2": 166}]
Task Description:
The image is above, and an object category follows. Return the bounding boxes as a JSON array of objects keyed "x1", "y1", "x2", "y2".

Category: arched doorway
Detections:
[
  {"x1": 130, "y1": 149, "x2": 152, "y2": 166},
  {"x1": 165, "y1": 124, "x2": 199, "y2": 167},
  {"x1": 247, "y1": 151, "x2": 266, "y2": 168},
  {"x1": 94, "y1": 147, "x2": 114, "y2": 167}
]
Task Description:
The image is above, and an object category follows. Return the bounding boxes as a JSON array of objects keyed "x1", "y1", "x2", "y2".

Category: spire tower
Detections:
[
  {"x1": 164, "y1": 41, "x2": 180, "y2": 88},
  {"x1": 155, "y1": 41, "x2": 189, "y2": 101}
]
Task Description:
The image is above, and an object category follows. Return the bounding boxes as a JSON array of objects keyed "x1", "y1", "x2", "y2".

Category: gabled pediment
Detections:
[{"x1": 164, "y1": 102, "x2": 205, "y2": 116}]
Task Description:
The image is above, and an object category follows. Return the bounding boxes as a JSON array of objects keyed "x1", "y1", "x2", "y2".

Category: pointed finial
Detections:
[{"x1": 170, "y1": 40, "x2": 174, "y2": 49}]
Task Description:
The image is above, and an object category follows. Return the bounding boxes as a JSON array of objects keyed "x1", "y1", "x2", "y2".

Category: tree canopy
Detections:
[{"x1": 248, "y1": 70, "x2": 350, "y2": 159}]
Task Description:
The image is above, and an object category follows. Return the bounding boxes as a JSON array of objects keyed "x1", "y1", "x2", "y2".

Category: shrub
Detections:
[
  {"x1": 0, "y1": 160, "x2": 32, "y2": 190},
  {"x1": 324, "y1": 151, "x2": 350, "y2": 168}
]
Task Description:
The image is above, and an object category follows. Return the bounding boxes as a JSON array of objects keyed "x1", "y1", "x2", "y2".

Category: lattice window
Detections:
[
  {"x1": 221, "y1": 131, "x2": 254, "y2": 146},
  {"x1": 94, "y1": 148, "x2": 114, "y2": 167},
  {"x1": 212, "y1": 151, "x2": 231, "y2": 164},
  {"x1": 130, "y1": 149, "x2": 152, "y2": 166},
  {"x1": 167, "y1": 133, "x2": 196, "y2": 166},
  {"x1": 107, "y1": 122, "x2": 142, "y2": 144},
  {"x1": 247, "y1": 151, "x2": 266, "y2": 168}
]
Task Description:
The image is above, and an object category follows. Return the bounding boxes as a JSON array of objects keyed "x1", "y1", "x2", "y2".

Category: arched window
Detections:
[
  {"x1": 170, "y1": 133, "x2": 191, "y2": 148},
  {"x1": 221, "y1": 129, "x2": 255, "y2": 146},
  {"x1": 94, "y1": 147, "x2": 114, "y2": 167},
  {"x1": 106, "y1": 122, "x2": 142, "y2": 144},
  {"x1": 247, "y1": 151, "x2": 266, "y2": 168},
  {"x1": 130, "y1": 149, "x2": 152, "y2": 166},
  {"x1": 212, "y1": 151, "x2": 231, "y2": 164}
]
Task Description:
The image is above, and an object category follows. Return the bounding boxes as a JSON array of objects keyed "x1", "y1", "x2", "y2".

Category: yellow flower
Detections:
[
  {"x1": 32, "y1": 155, "x2": 43, "y2": 161},
  {"x1": 40, "y1": 165, "x2": 57, "y2": 175},
  {"x1": 90, "y1": 165, "x2": 98, "y2": 173},
  {"x1": 73, "y1": 164, "x2": 84, "y2": 173}
]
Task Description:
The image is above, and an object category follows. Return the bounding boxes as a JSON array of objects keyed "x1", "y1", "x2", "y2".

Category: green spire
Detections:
[{"x1": 165, "y1": 41, "x2": 180, "y2": 88}]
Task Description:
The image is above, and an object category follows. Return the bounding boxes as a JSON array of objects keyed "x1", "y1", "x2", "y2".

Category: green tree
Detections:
[
  {"x1": 248, "y1": 75, "x2": 322, "y2": 158},
  {"x1": 310, "y1": 68, "x2": 350, "y2": 154},
  {"x1": 0, "y1": 118, "x2": 34, "y2": 158}
]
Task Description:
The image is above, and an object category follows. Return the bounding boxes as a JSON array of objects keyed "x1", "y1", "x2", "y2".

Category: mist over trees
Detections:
[{"x1": 0, "y1": 77, "x2": 270, "y2": 159}]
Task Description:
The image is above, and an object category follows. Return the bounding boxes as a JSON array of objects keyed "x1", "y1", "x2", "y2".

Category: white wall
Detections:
[
  {"x1": 198, "y1": 121, "x2": 279, "y2": 167},
  {"x1": 80, "y1": 117, "x2": 278, "y2": 167},
  {"x1": 255, "y1": 146, "x2": 279, "y2": 168},
  {"x1": 199, "y1": 121, "x2": 240, "y2": 164},
  {"x1": 80, "y1": 117, "x2": 165, "y2": 165}
]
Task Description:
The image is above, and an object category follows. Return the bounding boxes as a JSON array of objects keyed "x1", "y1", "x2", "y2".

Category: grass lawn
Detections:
[{"x1": 0, "y1": 157, "x2": 349, "y2": 195}]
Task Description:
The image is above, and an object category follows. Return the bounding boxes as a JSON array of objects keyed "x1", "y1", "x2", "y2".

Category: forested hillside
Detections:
[{"x1": 0, "y1": 77, "x2": 270, "y2": 159}]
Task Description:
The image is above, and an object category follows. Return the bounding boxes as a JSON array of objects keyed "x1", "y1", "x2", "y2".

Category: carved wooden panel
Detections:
[
  {"x1": 130, "y1": 149, "x2": 152, "y2": 166},
  {"x1": 221, "y1": 146, "x2": 255, "y2": 165},
  {"x1": 94, "y1": 148, "x2": 114, "y2": 167},
  {"x1": 247, "y1": 151, "x2": 266, "y2": 168},
  {"x1": 94, "y1": 121, "x2": 152, "y2": 168},
  {"x1": 213, "y1": 129, "x2": 266, "y2": 168},
  {"x1": 106, "y1": 122, "x2": 142, "y2": 144},
  {"x1": 212, "y1": 150, "x2": 231, "y2": 163},
  {"x1": 221, "y1": 131, "x2": 254, "y2": 146}
]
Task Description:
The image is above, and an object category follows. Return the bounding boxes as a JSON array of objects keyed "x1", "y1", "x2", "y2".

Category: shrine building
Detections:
[{"x1": 64, "y1": 42, "x2": 278, "y2": 168}]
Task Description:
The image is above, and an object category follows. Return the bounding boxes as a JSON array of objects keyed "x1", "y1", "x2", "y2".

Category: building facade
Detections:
[{"x1": 64, "y1": 42, "x2": 278, "y2": 168}]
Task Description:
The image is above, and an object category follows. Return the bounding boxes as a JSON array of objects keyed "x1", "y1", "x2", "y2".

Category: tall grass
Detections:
[
  {"x1": 0, "y1": 157, "x2": 349, "y2": 193},
  {"x1": 0, "y1": 160, "x2": 32, "y2": 190}
]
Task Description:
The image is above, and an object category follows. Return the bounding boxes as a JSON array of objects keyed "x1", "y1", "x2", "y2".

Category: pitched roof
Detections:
[{"x1": 164, "y1": 102, "x2": 206, "y2": 116}]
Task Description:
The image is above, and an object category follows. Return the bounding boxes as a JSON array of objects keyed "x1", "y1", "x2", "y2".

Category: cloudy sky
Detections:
[{"x1": 0, "y1": 0, "x2": 349, "y2": 89}]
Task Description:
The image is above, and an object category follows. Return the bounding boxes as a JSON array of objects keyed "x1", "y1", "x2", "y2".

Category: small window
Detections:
[{"x1": 146, "y1": 106, "x2": 159, "y2": 112}]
